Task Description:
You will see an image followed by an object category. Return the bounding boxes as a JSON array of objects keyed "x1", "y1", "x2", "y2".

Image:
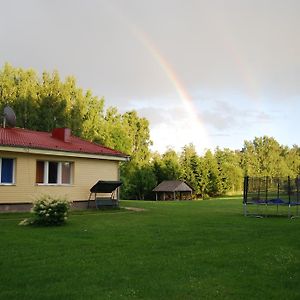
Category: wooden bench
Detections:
[{"x1": 95, "y1": 197, "x2": 118, "y2": 208}]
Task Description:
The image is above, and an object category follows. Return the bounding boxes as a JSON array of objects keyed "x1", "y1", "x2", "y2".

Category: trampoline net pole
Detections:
[
  {"x1": 297, "y1": 176, "x2": 299, "y2": 216},
  {"x1": 265, "y1": 176, "x2": 268, "y2": 202},
  {"x1": 297, "y1": 176, "x2": 300, "y2": 216},
  {"x1": 243, "y1": 176, "x2": 249, "y2": 216},
  {"x1": 288, "y1": 176, "x2": 291, "y2": 218}
]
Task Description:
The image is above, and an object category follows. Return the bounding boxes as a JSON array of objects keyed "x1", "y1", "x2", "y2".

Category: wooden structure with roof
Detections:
[
  {"x1": 153, "y1": 180, "x2": 194, "y2": 201},
  {"x1": 88, "y1": 180, "x2": 122, "y2": 208}
]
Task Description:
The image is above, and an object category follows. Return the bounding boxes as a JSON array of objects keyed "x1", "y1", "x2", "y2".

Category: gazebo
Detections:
[{"x1": 153, "y1": 180, "x2": 194, "y2": 201}]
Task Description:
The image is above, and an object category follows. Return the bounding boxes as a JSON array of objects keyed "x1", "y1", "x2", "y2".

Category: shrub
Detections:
[{"x1": 31, "y1": 195, "x2": 71, "y2": 226}]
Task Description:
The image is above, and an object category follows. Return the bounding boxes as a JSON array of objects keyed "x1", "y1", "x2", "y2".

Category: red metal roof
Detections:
[{"x1": 0, "y1": 127, "x2": 128, "y2": 159}]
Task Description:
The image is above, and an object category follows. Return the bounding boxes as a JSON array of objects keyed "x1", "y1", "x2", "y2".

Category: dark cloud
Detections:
[{"x1": 0, "y1": 0, "x2": 299, "y2": 151}]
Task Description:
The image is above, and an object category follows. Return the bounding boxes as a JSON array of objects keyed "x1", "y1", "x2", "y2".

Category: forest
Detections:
[{"x1": 1, "y1": 63, "x2": 299, "y2": 199}]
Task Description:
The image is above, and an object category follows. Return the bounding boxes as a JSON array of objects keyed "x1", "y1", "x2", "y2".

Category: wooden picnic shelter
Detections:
[{"x1": 153, "y1": 180, "x2": 194, "y2": 201}]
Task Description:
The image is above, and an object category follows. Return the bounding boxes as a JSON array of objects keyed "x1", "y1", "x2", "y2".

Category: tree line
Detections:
[
  {"x1": 147, "y1": 139, "x2": 300, "y2": 200},
  {"x1": 1, "y1": 64, "x2": 299, "y2": 199}
]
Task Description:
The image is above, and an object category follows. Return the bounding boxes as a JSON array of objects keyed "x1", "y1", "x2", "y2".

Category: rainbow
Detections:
[
  {"x1": 105, "y1": 3, "x2": 262, "y2": 152},
  {"x1": 104, "y1": 3, "x2": 211, "y2": 151},
  {"x1": 220, "y1": 32, "x2": 261, "y2": 102},
  {"x1": 132, "y1": 28, "x2": 211, "y2": 151}
]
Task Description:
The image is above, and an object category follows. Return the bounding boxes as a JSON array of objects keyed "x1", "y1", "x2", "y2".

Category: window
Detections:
[
  {"x1": 36, "y1": 161, "x2": 44, "y2": 183},
  {"x1": 61, "y1": 162, "x2": 72, "y2": 184},
  {"x1": 48, "y1": 162, "x2": 58, "y2": 184},
  {"x1": 0, "y1": 158, "x2": 15, "y2": 184},
  {"x1": 36, "y1": 161, "x2": 73, "y2": 185}
]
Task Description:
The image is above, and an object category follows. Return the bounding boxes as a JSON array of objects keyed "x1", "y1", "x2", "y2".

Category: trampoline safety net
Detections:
[{"x1": 243, "y1": 176, "x2": 300, "y2": 218}]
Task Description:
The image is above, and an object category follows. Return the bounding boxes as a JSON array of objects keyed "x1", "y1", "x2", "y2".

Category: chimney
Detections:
[{"x1": 52, "y1": 128, "x2": 71, "y2": 142}]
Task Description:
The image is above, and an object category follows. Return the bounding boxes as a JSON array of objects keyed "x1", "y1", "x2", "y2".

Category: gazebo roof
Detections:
[{"x1": 153, "y1": 180, "x2": 193, "y2": 192}]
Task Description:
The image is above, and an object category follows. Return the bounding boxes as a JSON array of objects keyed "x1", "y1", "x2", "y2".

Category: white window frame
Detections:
[
  {"x1": 0, "y1": 157, "x2": 15, "y2": 185},
  {"x1": 37, "y1": 160, "x2": 73, "y2": 186}
]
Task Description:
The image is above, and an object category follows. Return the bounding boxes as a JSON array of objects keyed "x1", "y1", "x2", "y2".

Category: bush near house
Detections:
[{"x1": 30, "y1": 195, "x2": 70, "y2": 226}]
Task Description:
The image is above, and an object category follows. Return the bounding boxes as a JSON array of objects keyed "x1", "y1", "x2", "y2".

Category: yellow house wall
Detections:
[{"x1": 0, "y1": 151, "x2": 120, "y2": 204}]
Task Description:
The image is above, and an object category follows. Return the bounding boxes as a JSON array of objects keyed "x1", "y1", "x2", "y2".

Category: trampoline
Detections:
[{"x1": 243, "y1": 176, "x2": 300, "y2": 218}]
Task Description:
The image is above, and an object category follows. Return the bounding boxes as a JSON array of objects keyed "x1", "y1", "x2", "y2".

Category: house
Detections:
[
  {"x1": 0, "y1": 127, "x2": 129, "y2": 211},
  {"x1": 153, "y1": 180, "x2": 194, "y2": 201}
]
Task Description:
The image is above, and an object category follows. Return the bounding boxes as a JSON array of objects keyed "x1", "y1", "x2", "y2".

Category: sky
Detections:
[{"x1": 0, "y1": 0, "x2": 299, "y2": 154}]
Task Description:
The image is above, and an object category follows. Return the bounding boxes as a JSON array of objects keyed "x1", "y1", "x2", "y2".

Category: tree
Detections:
[
  {"x1": 180, "y1": 144, "x2": 201, "y2": 196},
  {"x1": 284, "y1": 145, "x2": 300, "y2": 177},
  {"x1": 151, "y1": 149, "x2": 181, "y2": 184},
  {"x1": 131, "y1": 164, "x2": 157, "y2": 200},
  {"x1": 120, "y1": 162, "x2": 156, "y2": 200},
  {"x1": 215, "y1": 148, "x2": 243, "y2": 194},
  {"x1": 80, "y1": 90, "x2": 104, "y2": 141},
  {"x1": 241, "y1": 136, "x2": 289, "y2": 177},
  {"x1": 97, "y1": 107, "x2": 131, "y2": 154},
  {"x1": 197, "y1": 155, "x2": 210, "y2": 198},
  {"x1": 0, "y1": 64, "x2": 105, "y2": 137},
  {"x1": 122, "y1": 111, "x2": 152, "y2": 164},
  {"x1": 202, "y1": 149, "x2": 220, "y2": 196},
  {"x1": 0, "y1": 63, "x2": 19, "y2": 106},
  {"x1": 161, "y1": 149, "x2": 182, "y2": 180}
]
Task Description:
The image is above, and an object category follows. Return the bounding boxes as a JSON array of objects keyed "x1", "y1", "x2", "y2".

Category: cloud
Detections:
[
  {"x1": 136, "y1": 105, "x2": 187, "y2": 127},
  {"x1": 209, "y1": 133, "x2": 231, "y2": 137},
  {"x1": 248, "y1": 111, "x2": 272, "y2": 123},
  {"x1": 135, "y1": 107, "x2": 167, "y2": 126},
  {"x1": 197, "y1": 99, "x2": 274, "y2": 132},
  {"x1": 0, "y1": 0, "x2": 299, "y2": 152},
  {"x1": 198, "y1": 100, "x2": 240, "y2": 130}
]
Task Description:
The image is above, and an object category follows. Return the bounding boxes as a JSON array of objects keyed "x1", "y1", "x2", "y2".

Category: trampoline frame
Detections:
[{"x1": 243, "y1": 176, "x2": 300, "y2": 218}]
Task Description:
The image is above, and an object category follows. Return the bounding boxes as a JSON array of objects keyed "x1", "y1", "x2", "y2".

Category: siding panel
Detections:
[{"x1": 0, "y1": 151, "x2": 120, "y2": 204}]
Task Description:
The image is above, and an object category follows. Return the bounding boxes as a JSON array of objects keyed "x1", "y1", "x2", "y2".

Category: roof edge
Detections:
[{"x1": 0, "y1": 145, "x2": 130, "y2": 162}]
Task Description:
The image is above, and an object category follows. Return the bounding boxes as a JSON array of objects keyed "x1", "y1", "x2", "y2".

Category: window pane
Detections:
[
  {"x1": 36, "y1": 161, "x2": 44, "y2": 183},
  {"x1": 1, "y1": 158, "x2": 14, "y2": 183},
  {"x1": 48, "y1": 162, "x2": 58, "y2": 184},
  {"x1": 61, "y1": 162, "x2": 71, "y2": 184}
]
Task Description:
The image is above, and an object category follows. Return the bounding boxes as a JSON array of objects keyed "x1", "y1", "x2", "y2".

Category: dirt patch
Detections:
[{"x1": 123, "y1": 207, "x2": 146, "y2": 212}]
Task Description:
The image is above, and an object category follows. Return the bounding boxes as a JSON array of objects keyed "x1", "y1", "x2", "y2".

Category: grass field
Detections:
[{"x1": 0, "y1": 198, "x2": 300, "y2": 300}]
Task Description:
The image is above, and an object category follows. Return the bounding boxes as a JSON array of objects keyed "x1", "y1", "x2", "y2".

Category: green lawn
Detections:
[{"x1": 0, "y1": 198, "x2": 299, "y2": 300}]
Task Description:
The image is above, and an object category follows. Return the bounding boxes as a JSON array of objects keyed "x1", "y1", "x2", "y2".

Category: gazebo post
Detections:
[
  {"x1": 173, "y1": 191, "x2": 176, "y2": 200},
  {"x1": 155, "y1": 192, "x2": 158, "y2": 201}
]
